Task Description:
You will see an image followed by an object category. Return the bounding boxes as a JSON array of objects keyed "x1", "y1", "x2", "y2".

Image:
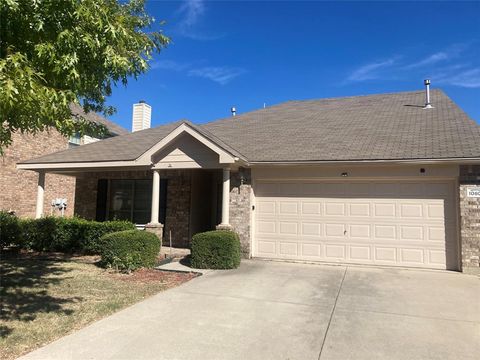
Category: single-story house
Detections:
[{"x1": 18, "y1": 88, "x2": 480, "y2": 273}]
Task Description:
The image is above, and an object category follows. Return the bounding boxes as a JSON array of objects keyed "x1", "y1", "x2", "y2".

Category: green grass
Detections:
[{"x1": 0, "y1": 253, "x2": 195, "y2": 360}]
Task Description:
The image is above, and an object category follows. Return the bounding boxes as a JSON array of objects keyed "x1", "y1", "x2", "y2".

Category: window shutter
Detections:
[{"x1": 95, "y1": 179, "x2": 108, "y2": 221}]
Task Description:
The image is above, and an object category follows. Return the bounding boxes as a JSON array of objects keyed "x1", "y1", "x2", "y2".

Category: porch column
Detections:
[
  {"x1": 35, "y1": 171, "x2": 45, "y2": 219},
  {"x1": 150, "y1": 169, "x2": 160, "y2": 224},
  {"x1": 220, "y1": 167, "x2": 230, "y2": 226}
]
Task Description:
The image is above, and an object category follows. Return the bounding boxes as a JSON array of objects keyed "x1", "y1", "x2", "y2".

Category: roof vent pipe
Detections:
[
  {"x1": 423, "y1": 79, "x2": 433, "y2": 109},
  {"x1": 231, "y1": 107, "x2": 236, "y2": 117}
]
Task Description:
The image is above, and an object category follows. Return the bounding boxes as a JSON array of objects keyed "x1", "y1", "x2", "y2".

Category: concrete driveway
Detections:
[{"x1": 20, "y1": 260, "x2": 479, "y2": 360}]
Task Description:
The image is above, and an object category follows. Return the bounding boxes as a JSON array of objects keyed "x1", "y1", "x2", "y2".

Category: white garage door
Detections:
[{"x1": 254, "y1": 181, "x2": 457, "y2": 270}]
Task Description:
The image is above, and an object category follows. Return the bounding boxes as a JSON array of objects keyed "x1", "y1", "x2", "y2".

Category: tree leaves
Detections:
[{"x1": 0, "y1": 0, "x2": 170, "y2": 152}]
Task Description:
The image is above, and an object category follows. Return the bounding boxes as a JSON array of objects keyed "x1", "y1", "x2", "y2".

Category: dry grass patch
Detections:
[{"x1": 0, "y1": 253, "x2": 198, "y2": 360}]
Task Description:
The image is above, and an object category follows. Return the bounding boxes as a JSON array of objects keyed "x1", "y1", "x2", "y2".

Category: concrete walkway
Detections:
[{"x1": 19, "y1": 260, "x2": 480, "y2": 360}]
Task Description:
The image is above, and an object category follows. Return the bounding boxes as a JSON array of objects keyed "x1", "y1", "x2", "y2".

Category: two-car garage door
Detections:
[{"x1": 254, "y1": 180, "x2": 458, "y2": 270}]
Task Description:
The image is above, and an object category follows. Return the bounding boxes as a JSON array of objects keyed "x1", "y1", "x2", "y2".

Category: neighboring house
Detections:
[
  {"x1": 17, "y1": 88, "x2": 480, "y2": 273},
  {"x1": 0, "y1": 104, "x2": 128, "y2": 217}
]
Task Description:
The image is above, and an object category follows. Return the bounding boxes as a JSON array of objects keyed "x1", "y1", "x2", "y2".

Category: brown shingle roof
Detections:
[
  {"x1": 70, "y1": 104, "x2": 129, "y2": 136},
  {"x1": 22, "y1": 89, "x2": 480, "y2": 164}
]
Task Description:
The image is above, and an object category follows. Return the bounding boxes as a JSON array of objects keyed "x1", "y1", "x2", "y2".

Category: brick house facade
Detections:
[
  {"x1": 73, "y1": 168, "x2": 253, "y2": 253},
  {"x1": 0, "y1": 130, "x2": 76, "y2": 217},
  {"x1": 459, "y1": 165, "x2": 480, "y2": 273},
  {"x1": 1, "y1": 105, "x2": 127, "y2": 218}
]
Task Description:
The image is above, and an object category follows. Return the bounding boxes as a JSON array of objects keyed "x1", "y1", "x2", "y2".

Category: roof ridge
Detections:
[{"x1": 201, "y1": 88, "x2": 446, "y2": 127}]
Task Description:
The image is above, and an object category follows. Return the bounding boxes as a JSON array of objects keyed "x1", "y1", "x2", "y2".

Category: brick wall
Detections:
[
  {"x1": 459, "y1": 165, "x2": 480, "y2": 274},
  {"x1": 74, "y1": 170, "x2": 192, "y2": 247},
  {"x1": 229, "y1": 168, "x2": 252, "y2": 258},
  {"x1": 0, "y1": 130, "x2": 75, "y2": 218}
]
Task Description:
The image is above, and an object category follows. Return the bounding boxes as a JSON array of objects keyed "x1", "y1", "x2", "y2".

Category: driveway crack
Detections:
[{"x1": 318, "y1": 266, "x2": 348, "y2": 360}]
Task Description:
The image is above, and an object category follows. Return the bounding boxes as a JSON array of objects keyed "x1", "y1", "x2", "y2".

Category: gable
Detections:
[{"x1": 152, "y1": 132, "x2": 222, "y2": 169}]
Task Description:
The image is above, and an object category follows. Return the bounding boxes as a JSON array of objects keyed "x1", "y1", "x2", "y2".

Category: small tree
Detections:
[{"x1": 0, "y1": 0, "x2": 169, "y2": 152}]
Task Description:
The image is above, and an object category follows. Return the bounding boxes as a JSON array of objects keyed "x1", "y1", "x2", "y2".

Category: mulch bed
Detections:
[{"x1": 110, "y1": 268, "x2": 200, "y2": 285}]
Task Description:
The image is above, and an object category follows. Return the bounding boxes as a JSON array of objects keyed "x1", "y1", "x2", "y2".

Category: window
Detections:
[
  {"x1": 100, "y1": 179, "x2": 167, "y2": 225},
  {"x1": 68, "y1": 132, "x2": 81, "y2": 147}
]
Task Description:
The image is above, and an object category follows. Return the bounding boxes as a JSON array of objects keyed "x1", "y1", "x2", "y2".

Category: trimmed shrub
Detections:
[
  {"x1": 0, "y1": 211, "x2": 21, "y2": 249},
  {"x1": 18, "y1": 217, "x2": 135, "y2": 253},
  {"x1": 191, "y1": 230, "x2": 241, "y2": 269},
  {"x1": 99, "y1": 230, "x2": 161, "y2": 271},
  {"x1": 81, "y1": 220, "x2": 136, "y2": 254},
  {"x1": 20, "y1": 217, "x2": 59, "y2": 251}
]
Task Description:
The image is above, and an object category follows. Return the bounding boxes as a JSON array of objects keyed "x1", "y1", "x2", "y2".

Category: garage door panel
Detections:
[
  {"x1": 325, "y1": 202, "x2": 346, "y2": 216},
  {"x1": 400, "y1": 225, "x2": 424, "y2": 240},
  {"x1": 257, "y1": 240, "x2": 276, "y2": 256},
  {"x1": 254, "y1": 180, "x2": 457, "y2": 270},
  {"x1": 349, "y1": 203, "x2": 370, "y2": 216},
  {"x1": 279, "y1": 221, "x2": 298, "y2": 235},
  {"x1": 301, "y1": 202, "x2": 322, "y2": 215},
  {"x1": 279, "y1": 242, "x2": 298, "y2": 256},
  {"x1": 349, "y1": 246, "x2": 371, "y2": 261},
  {"x1": 302, "y1": 222, "x2": 321, "y2": 236},
  {"x1": 349, "y1": 224, "x2": 371, "y2": 238},
  {"x1": 374, "y1": 247, "x2": 397, "y2": 262},
  {"x1": 301, "y1": 243, "x2": 322, "y2": 257},
  {"x1": 400, "y1": 203, "x2": 423, "y2": 218},
  {"x1": 374, "y1": 203, "x2": 396, "y2": 217},
  {"x1": 374, "y1": 224, "x2": 397, "y2": 239},
  {"x1": 400, "y1": 248, "x2": 424, "y2": 264},
  {"x1": 325, "y1": 244, "x2": 346, "y2": 259},
  {"x1": 257, "y1": 220, "x2": 276, "y2": 234},
  {"x1": 325, "y1": 223, "x2": 346, "y2": 237}
]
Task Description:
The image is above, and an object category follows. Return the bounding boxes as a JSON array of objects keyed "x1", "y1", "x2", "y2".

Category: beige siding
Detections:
[{"x1": 152, "y1": 133, "x2": 221, "y2": 169}]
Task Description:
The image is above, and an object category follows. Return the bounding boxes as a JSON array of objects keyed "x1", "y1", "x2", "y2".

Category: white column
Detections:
[
  {"x1": 150, "y1": 169, "x2": 160, "y2": 224},
  {"x1": 221, "y1": 168, "x2": 230, "y2": 225},
  {"x1": 35, "y1": 171, "x2": 45, "y2": 219}
]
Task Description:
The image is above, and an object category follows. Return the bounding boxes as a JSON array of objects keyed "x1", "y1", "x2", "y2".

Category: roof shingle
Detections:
[{"x1": 22, "y1": 89, "x2": 480, "y2": 164}]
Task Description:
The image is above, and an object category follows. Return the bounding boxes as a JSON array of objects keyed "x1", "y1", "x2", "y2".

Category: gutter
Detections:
[{"x1": 249, "y1": 157, "x2": 480, "y2": 166}]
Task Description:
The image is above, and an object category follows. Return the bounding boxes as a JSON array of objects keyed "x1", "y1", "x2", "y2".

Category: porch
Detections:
[
  {"x1": 32, "y1": 168, "x2": 233, "y2": 248},
  {"x1": 19, "y1": 122, "x2": 252, "y2": 254}
]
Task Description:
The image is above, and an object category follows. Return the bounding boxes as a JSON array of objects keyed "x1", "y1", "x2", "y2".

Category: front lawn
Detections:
[{"x1": 0, "y1": 253, "x2": 197, "y2": 360}]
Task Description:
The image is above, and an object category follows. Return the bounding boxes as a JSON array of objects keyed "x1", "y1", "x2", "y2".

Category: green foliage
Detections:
[
  {"x1": 191, "y1": 230, "x2": 241, "y2": 269},
  {"x1": 82, "y1": 220, "x2": 137, "y2": 254},
  {"x1": 0, "y1": 0, "x2": 170, "y2": 151},
  {"x1": 99, "y1": 230, "x2": 161, "y2": 271},
  {"x1": 18, "y1": 216, "x2": 135, "y2": 253},
  {"x1": 0, "y1": 211, "x2": 21, "y2": 248}
]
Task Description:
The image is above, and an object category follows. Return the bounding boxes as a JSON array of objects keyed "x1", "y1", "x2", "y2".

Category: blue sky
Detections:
[{"x1": 107, "y1": 0, "x2": 480, "y2": 130}]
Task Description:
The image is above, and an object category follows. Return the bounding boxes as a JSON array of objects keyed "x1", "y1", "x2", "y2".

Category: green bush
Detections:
[
  {"x1": 81, "y1": 220, "x2": 136, "y2": 254},
  {"x1": 18, "y1": 217, "x2": 135, "y2": 253},
  {"x1": 191, "y1": 230, "x2": 241, "y2": 269},
  {"x1": 99, "y1": 230, "x2": 161, "y2": 271},
  {"x1": 0, "y1": 211, "x2": 21, "y2": 249}
]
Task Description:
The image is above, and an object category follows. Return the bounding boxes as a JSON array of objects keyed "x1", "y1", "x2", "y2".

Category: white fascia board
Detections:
[
  {"x1": 249, "y1": 158, "x2": 480, "y2": 166},
  {"x1": 17, "y1": 160, "x2": 140, "y2": 171}
]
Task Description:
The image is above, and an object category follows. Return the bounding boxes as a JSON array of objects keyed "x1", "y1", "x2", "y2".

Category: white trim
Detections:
[
  {"x1": 250, "y1": 158, "x2": 480, "y2": 166},
  {"x1": 17, "y1": 160, "x2": 141, "y2": 170},
  {"x1": 137, "y1": 123, "x2": 236, "y2": 165},
  {"x1": 220, "y1": 167, "x2": 231, "y2": 226},
  {"x1": 35, "y1": 171, "x2": 45, "y2": 219}
]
